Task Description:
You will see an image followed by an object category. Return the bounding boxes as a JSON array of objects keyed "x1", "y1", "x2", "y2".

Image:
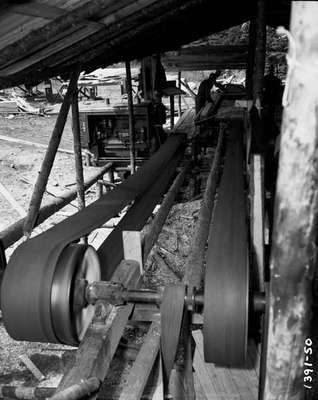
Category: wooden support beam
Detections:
[
  {"x1": 57, "y1": 260, "x2": 140, "y2": 392},
  {"x1": 0, "y1": 162, "x2": 113, "y2": 249},
  {"x1": 119, "y1": 321, "x2": 161, "y2": 400},
  {"x1": 262, "y1": 2, "x2": 318, "y2": 399},
  {"x1": 71, "y1": 77, "x2": 85, "y2": 211},
  {"x1": 0, "y1": 0, "x2": 128, "y2": 67},
  {"x1": 252, "y1": 0, "x2": 266, "y2": 108},
  {"x1": 50, "y1": 378, "x2": 101, "y2": 400},
  {"x1": 10, "y1": 3, "x2": 105, "y2": 29},
  {"x1": 178, "y1": 71, "x2": 182, "y2": 117},
  {"x1": 246, "y1": 17, "x2": 256, "y2": 101},
  {"x1": 23, "y1": 68, "x2": 80, "y2": 238},
  {"x1": 0, "y1": 385, "x2": 56, "y2": 399},
  {"x1": 125, "y1": 60, "x2": 135, "y2": 174},
  {"x1": 170, "y1": 95, "x2": 175, "y2": 129}
]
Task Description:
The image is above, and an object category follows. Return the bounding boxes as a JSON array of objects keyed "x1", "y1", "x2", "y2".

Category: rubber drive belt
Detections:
[{"x1": 1, "y1": 134, "x2": 184, "y2": 344}]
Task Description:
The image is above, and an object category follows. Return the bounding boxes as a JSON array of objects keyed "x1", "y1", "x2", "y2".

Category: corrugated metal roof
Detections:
[{"x1": 0, "y1": 0, "x2": 290, "y2": 89}]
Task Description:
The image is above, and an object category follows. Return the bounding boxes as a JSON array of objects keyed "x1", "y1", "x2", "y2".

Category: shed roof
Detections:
[{"x1": 0, "y1": 0, "x2": 291, "y2": 89}]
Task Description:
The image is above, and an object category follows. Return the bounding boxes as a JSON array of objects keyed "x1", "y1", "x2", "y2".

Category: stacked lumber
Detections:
[{"x1": 0, "y1": 100, "x2": 19, "y2": 113}]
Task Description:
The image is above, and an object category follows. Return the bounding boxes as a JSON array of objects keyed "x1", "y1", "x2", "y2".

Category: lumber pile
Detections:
[
  {"x1": 0, "y1": 100, "x2": 19, "y2": 113},
  {"x1": 0, "y1": 92, "x2": 42, "y2": 114}
]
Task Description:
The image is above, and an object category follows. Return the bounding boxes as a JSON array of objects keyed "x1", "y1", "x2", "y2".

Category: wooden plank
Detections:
[
  {"x1": 119, "y1": 321, "x2": 161, "y2": 400},
  {"x1": 0, "y1": 0, "x2": 159, "y2": 76},
  {"x1": 123, "y1": 231, "x2": 143, "y2": 274},
  {"x1": 192, "y1": 330, "x2": 258, "y2": 400},
  {"x1": 250, "y1": 154, "x2": 265, "y2": 291},
  {"x1": 262, "y1": 2, "x2": 318, "y2": 399},
  {"x1": 151, "y1": 355, "x2": 164, "y2": 400},
  {"x1": 10, "y1": 3, "x2": 105, "y2": 29},
  {"x1": 57, "y1": 260, "x2": 140, "y2": 391}
]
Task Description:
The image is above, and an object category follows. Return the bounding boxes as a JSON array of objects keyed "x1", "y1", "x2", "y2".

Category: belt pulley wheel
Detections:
[
  {"x1": 203, "y1": 126, "x2": 249, "y2": 367},
  {"x1": 1, "y1": 243, "x2": 100, "y2": 345},
  {"x1": 51, "y1": 244, "x2": 101, "y2": 345},
  {"x1": 160, "y1": 284, "x2": 186, "y2": 384}
]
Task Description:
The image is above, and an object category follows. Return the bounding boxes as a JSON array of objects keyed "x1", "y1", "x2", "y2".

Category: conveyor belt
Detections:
[
  {"x1": 98, "y1": 151, "x2": 183, "y2": 280},
  {"x1": 1, "y1": 134, "x2": 184, "y2": 344},
  {"x1": 203, "y1": 121, "x2": 249, "y2": 366}
]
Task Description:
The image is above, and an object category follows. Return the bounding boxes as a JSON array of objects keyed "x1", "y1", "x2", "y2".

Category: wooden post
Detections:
[
  {"x1": 246, "y1": 17, "x2": 256, "y2": 101},
  {"x1": 170, "y1": 95, "x2": 175, "y2": 129},
  {"x1": 23, "y1": 69, "x2": 80, "y2": 237},
  {"x1": 71, "y1": 79, "x2": 85, "y2": 211},
  {"x1": 178, "y1": 71, "x2": 182, "y2": 117},
  {"x1": 252, "y1": 0, "x2": 266, "y2": 109},
  {"x1": 262, "y1": 2, "x2": 318, "y2": 399},
  {"x1": 125, "y1": 60, "x2": 135, "y2": 174}
]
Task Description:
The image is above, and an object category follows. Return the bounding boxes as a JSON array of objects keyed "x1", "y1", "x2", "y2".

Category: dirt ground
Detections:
[{"x1": 0, "y1": 112, "x2": 210, "y2": 396}]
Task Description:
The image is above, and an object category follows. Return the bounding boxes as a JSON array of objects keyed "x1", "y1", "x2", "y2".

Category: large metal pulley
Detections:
[{"x1": 1, "y1": 243, "x2": 100, "y2": 346}]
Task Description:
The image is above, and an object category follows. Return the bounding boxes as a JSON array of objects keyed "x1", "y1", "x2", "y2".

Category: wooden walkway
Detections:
[{"x1": 192, "y1": 331, "x2": 259, "y2": 400}]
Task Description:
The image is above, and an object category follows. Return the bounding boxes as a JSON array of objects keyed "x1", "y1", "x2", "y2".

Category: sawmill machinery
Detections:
[{"x1": 0, "y1": 121, "x2": 267, "y2": 382}]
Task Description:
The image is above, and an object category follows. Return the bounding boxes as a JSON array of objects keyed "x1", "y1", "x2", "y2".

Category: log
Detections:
[
  {"x1": 262, "y1": 2, "x2": 318, "y2": 399},
  {"x1": 125, "y1": 60, "x2": 135, "y2": 174},
  {"x1": 0, "y1": 163, "x2": 113, "y2": 249},
  {"x1": 23, "y1": 68, "x2": 80, "y2": 238},
  {"x1": 183, "y1": 126, "x2": 225, "y2": 297},
  {"x1": 142, "y1": 162, "x2": 189, "y2": 263}
]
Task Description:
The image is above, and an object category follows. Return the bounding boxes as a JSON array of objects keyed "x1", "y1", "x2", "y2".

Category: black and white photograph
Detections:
[{"x1": 0, "y1": 1, "x2": 316, "y2": 399}]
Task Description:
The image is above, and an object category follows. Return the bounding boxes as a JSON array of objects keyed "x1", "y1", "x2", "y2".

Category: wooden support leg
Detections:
[
  {"x1": 178, "y1": 71, "x2": 182, "y2": 117},
  {"x1": 262, "y1": 2, "x2": 318, "y2": 399},
  {"x1": 23, "y1": 68, "x2": 80, "y2": 237},
  {"x1": 71, "y1": 81, "x2": 85, "y2": 212},
  {"x1": 170, "y1": 95, "x2": 175, "y2": 129},
  {"x1": 252, "y1": 0, "x2": 266, "y2": 110},
  {"x1": 125, "y1": 60, "x2": 135, "y2": 174}
]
